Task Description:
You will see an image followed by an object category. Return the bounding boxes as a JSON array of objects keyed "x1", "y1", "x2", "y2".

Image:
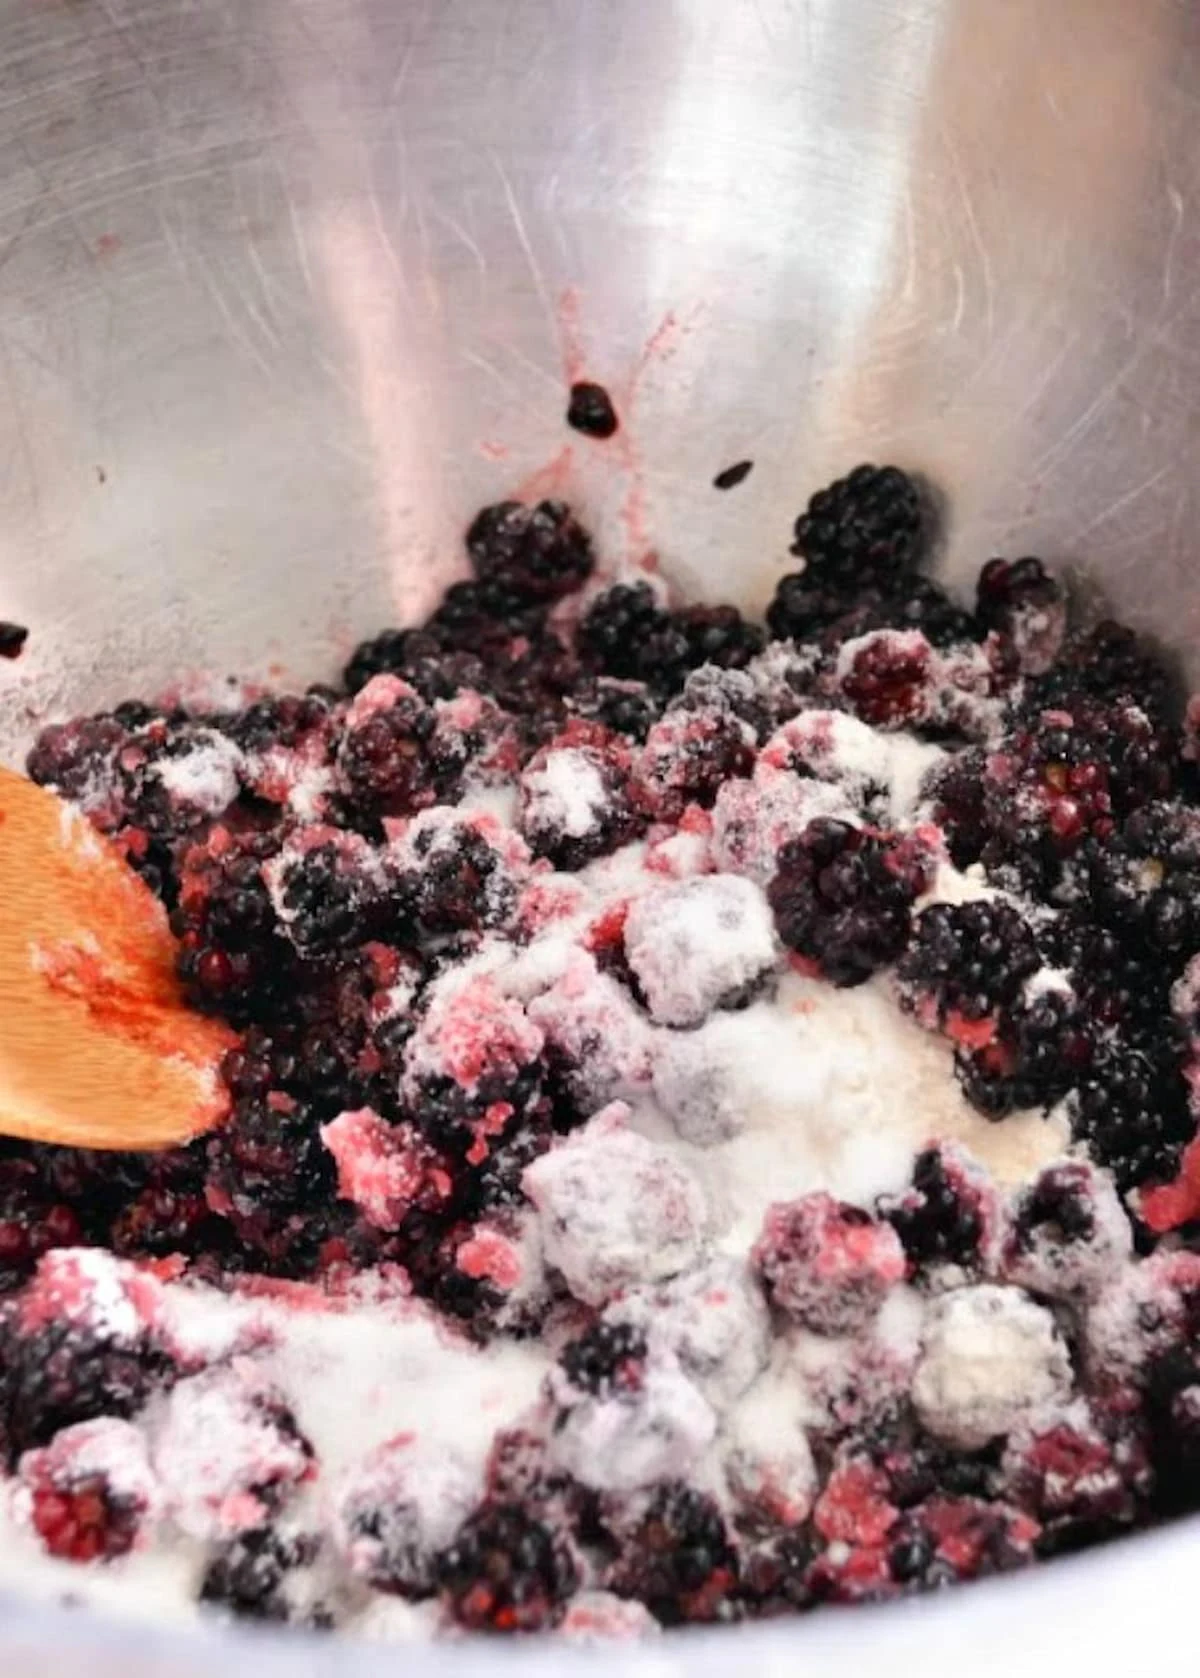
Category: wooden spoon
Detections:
[{"x1": 0, "y1": 765, "x2": 235, "y2": 1149}]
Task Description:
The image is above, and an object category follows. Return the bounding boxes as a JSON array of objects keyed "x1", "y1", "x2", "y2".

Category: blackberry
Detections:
[
  {"x1": 276, "y1": 843, "x2": 387, "y2": 956},
  {"x1": 838, "y1": 630, "x2": 935, "y2": 729},
  {"x1": 819, "y1": 577, "x2": 976, "y2": 654},
  {"x1": 341, "y1": 628, "x2": 492, "y2": 706},
  {"x1": 567, "y1": 676, "x2": 661, "y2": 742},
  {"x1": 790, "y1": 464, "x2": 925, "y2": 587},
  {"x1": 1024, "y1": 620, "x2": 1175, "y2": 722},
  {"x1": 26, "y1": 714, "x2": 129, "y2": 817},
  {"x1": 898, "y1": 900, "x2": 1041, "y2": 1025},
  {"x1": 608, "y1": 1482, "x2": 738, "y2": 1626},
  {"x1": 218, "y1": 690, "x2": 334, "y2": 755},
  {"x1": 767, "y1": 818, "x2": 926, "y2": 987},
  {"x1": 754, "y1": 1193, "x2": 905, "y2": 1333},
  {"x1": 0, "y1": 1313, "x2": 176, "y2": 1468},
  {"x1": 558, "y1": 1321, "x2": 649, "y2": 1397},
  {"x1": 205, "y1": 1089, "x2": 335, "y2": 1219},
  {"x1": 200, "y1": 1527, "x2": 316, "y2": 1623},
  {"x1": 672, "y1": 604, "x2": 766, "y2": 671},
  {"x1": 0, "y1": 1160, "x2": 81, "y2": 1296},
  {"x1": 397, "y1": 823, "x2": 516, "y2": 943},
  {"x1": 0, "y1": 620, "x2": 28, "y2": 658},
  {"x1": 466, "y1": 499, "x2": 594, "y2": 605},
  {"x1": 923, "y1": 748, "x2": 989, "y2": 868},
  {"x1": 953, "y1": 986, "x2": 1093, "y2": 1119},
  {"x1": 880, "y1": 1146, "x2": 990, "y2": 1280},
  {"x1": 576, "y1": 583, "x2": 690, "y2": 694},
  {"x1": 1071, "y1": 1030, "x2": 1193, "y2": 1192},
  {"x1": 632, "y1": 708, "x2": 755, "y2": 822},
  {"x1": 29, "y1": 1470, "x2": 143, "y2": 1563},
  {"x1": 519, "y1": 725, "x2": 642, "y2": 871},
  {"x1": 1080, "y1": 802, "x2": 1200, "y2": 961},
  {"x1": 565, "y1": 381, "x2": 619, "y2": 439},
  {"x1": 436, "y1": 1502, "x2": 578, "y2": 1632},
  {"x1": 336, "y1": 681, "x2": 438, "y2": 822},
  {"x1": 425, "y1": 580, "x2": 542, "y2": 664},
  {"x1": 974, "y1": 557, "x2": 1065, "y2": 672},
  {"x1": 766, "y1": 570, "x2": 870, "y2": 642}
]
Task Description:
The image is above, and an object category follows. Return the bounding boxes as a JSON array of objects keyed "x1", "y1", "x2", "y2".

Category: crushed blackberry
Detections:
[
  {"x1": 558, "y1": 1321, "x2": 649, "y2": 1397},
  {"x1": 767, "y1": 818, "x2": 927, "y2": 986},
  {"x1": 790, "y1": 464, "x2": 925, "y2": 587},
  {"x1": 437, "y1": 1502, "x2": 578, "y2": 1632},
  {"x1": 898, "y1": 900, "x2": 1041, "y2": 1026},
  {"x1": 29, "y1": 1470, "x2": 142, "y2": 1563},
  {"x1": 200, "y1": 1527, "x2": 316, "y2": 1622},
  {"x1": 713, "y1": 459, "x2": 753, "y2": 491},
  {"x1": 466, "y1": 499, "x2": 594, "y2": 604},
  {"x1": 565, "y1": 381, "x2": 619, "y2": 439},
  {"x1": 607, "y1": 1482, "x2": 738, "y2": 1626},
  {"x1": 0, "y1": 621, "x2": 29, "y2": 659}
]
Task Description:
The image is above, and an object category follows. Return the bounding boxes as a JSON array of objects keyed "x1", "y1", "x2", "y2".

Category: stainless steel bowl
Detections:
[{"x1": 1, "y1": 0, "x2": 1198, "y2": 1669}]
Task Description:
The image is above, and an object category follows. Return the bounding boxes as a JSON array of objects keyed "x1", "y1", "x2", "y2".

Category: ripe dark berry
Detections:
[
  {"x1": 567, "y1": 676, "x2": 661, "y2": 741},
  {"x1": 565, "y1": 381, "x2": 619, "y2": 439},
  {"x1": 898, "y1": 900, "x2": 1041, "y2": 1028},
  {"x1": 879, "y1": 1145, "x2": 996, "y2": 1283},
  {"x1": 0, "y1": 1313, "x2": 176, "y2": 1468},
  {"x1": 768, "y1": 818, "x2": 927, "y2": 987},
  {"x1": 558, "y1": 1320, "x2": 648, "y2": 1397},
  {"x1": 466, "y1": 499, "x2": 594, "y2": 604},
  {"x1": 607, "y1": 1482, "x2": 738, "y2": 1626},
  {"x1": 672, "y1": 604, "x2": 766, "y2": 671},
  {"x1": 791, "y1": 464, "x2": 925, "y2": 587},
  {"x1": 437, "y1": 1502, "x2": 578, "y2": 1632},
  {"x1": 576, "y1": 583, "x2": 690, "y2": 694},
  {"x1": 200, "y1": 1527, "x2": 316, "y2": 1622},
  {"x1": 974, "y1": 557, "x2": 1065, "y2": 674},
  {"x1": 1071, "y1": 1030, "x2": 1193, "y2": 1193},
  {"x1": 838, "y1": 630, "x2": 935, "y2": 728},
  {"x1": 0, "y1": 621, "x2": 29, "y2": 658}
]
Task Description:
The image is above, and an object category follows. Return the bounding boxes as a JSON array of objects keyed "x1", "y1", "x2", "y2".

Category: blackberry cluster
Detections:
[
  {"x1": 606, "y1": 1482, "x2": 738, "y2": 1626},
  {"x1": 436, "y1": 1503, "x2": 578, "y2": 1632},
  {"x1": 767, "y1": 819, "x2": 926, "y2": 987},
  {"x1": 898, "y1": 901, "x2": 1041, "y2": 1025}
]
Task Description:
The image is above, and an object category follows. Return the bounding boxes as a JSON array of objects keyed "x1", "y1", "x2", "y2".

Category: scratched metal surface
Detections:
[{"x1": 2, "y1": 0, "x2": 1200, "y2": 749}]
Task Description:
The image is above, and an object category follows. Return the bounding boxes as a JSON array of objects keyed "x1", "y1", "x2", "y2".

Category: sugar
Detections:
[
  {"x1": 521, "y1": 747, "x2": 610, "y2": 839},
  {"x1": 155, "y1": 732, "x2": 244, "y2": 814}
]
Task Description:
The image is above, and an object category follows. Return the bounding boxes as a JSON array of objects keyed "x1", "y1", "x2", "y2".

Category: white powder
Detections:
[
  {"x1": 521, "y1": 747, "x2": 609, "y2": 839},
  {"x1": 623, "y1": 874, "x2": 779, "y2": 1028},
  {"x1": 911, "y1": 1284, "x2": 1073, "y2": 1447},
  {"x1": 0, "y1": 1267, "x2": 550, "y2": 1627},
  {"x1": 155, "y1": 732, "x2": 244, "y2": 815}
]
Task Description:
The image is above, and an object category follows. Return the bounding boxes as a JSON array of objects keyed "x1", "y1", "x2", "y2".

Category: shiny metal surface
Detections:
[
  {"x1": 0, "y1": 0, "x2": 1199, "y2": 1667},
  {"x1": 3, "y1": 0, "x2": 1200, "y2": 754}
]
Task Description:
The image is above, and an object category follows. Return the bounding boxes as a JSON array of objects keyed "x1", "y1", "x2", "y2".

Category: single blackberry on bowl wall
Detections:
[{"x1": 790, "y1": 464, "x2": 927, "y2": 586}]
